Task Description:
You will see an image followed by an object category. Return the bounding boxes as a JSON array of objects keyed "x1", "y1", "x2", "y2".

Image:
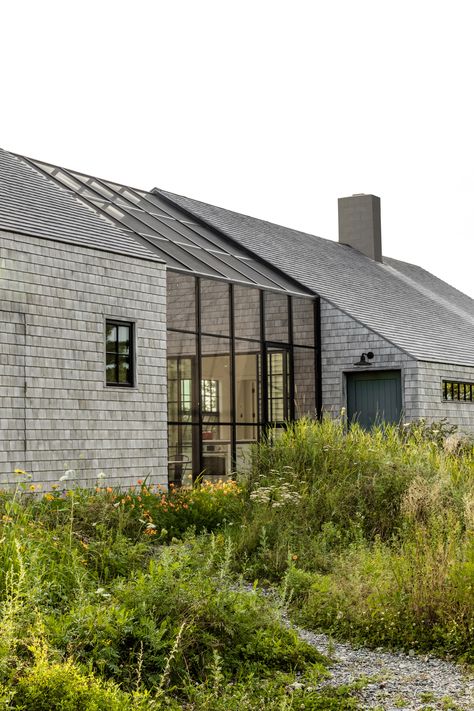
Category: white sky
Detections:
[{"x1": 1, "y1": 0, "x2": 473, "y2": 298}]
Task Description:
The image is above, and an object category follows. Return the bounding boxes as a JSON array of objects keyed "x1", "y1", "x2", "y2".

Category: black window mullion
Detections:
[
  {"x1": 315, "y1": 297, "x2": 322, "y2": 420},
  {"x1": 260, "y1": 290, "x2": 268, "y2": 427},
  {"x1": 106, "y1": 320, "x2": 134, "y2": 387},
  {"x1": 230, "y1": 283, "x2": 237, "y2": 474},
  {"x1": 288, "y1": 296, "x2": 295, "y2": 421},
  {"x1": 442, "y1": 379, "x2": 474, "y2": 403},
  {"x1": 115, "y1": 326, "x2": 120, "y2": 384},
  {"x1": 196, "y1": 278, "x2": 203, "y2": 483}
]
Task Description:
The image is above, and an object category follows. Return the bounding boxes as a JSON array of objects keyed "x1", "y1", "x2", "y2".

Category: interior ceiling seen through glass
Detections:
[{"x1": 25, "y1": 157, "x2": 308, "y2": 295}]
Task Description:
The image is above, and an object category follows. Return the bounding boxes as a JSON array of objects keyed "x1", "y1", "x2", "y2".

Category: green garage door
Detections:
[{"x1": 346, "y1": 370, "x2": 402, "y2": 429}]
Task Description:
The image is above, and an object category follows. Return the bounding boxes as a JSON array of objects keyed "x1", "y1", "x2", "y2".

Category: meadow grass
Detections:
[
  {"x1": 0, "y1": 473, "x2": 349, "y2": 710},
  {"x1": 0, "y1": 416, "x2": 472, "y2": 708},
  {"x1": 232, "y1": 418, "x2": 474, "y2": 661}
]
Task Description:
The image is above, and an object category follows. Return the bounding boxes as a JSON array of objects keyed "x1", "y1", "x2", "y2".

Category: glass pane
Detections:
[
  {"x1": 167, "y1": 331, "x2": 197, "y2": 423},
  {"x1": 89, "y1": 179, "x2": 115, "y2": 199},
  {"x1": 167, "y1": 330, "x2": 197, "y2": 359},
  {"x1": 53, "y1": 170, "x2": 82, "y2": 191},
  {"x1": 181, "y1": 379, "x2": 192, "y2": 413},
  {"x1": 167, "y1": 379, "x2": 179, "y2": 421},
  {"x1": 168, "y1": 424, "x2": 196, "y2": 487},
  {"x1": 118, "y1": 355, "x2": 132, "y2": 384},
  {"x1": 106, "y1": 323, "x2": 117, "y2": 347},
  {"x1": 201, "y1": 379, "x2": 219, "y2": 413},
  {"x1": 202, "y1": 425, "x2": 231, "y2": 480},
  {"x1": 104, "y1": 204, "x2": 124, "y2": 220},
  {"x1": 167, "y1": 272, "x2": 196, "y2": 332},
  {"x1": 236, "y1": 425, "x2": 258, "y2": 475},
  {"x1": 118, "y1": 326, "x2": 130, "y2": 354},
  {"x1": 200, "y1": 279, "x2": 230, "y2": 336},
  {"x1": 267, "y1": 348, "x2": 289, "y2": 423},
  {"x1": 294, "y1": 347, "x2": 316, "y2": 418},
  {"x1": 121, "y1": 188, "x2": 141, "y2": 205},
  {"x1": 264, "y1": 292, "x2": 289, "y2": 342},
  {"x1": 292, "y1": 297, "x2": 315, "y2": 347},
  {"x1": 201, "y1": 336, "x2": 231, "y2": 424},
  {"x1": 235, "y1": 340, "x2": 261, "y2": 424},
  {"x1": 106, "y1": 352, "x2": 116, "y2": 383},
  {"x1": 234, "y1": 286, "x2": 261, "y2": 340},
  {"x1": 167, "y1": 359, "x2": 177, "y2": 379}
]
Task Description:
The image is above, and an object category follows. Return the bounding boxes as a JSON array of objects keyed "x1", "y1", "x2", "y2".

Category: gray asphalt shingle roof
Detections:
[
  {"x1": 0, "y1": 149, "x2": 162, "y2": 263},
  {"x1": 2, "y1": 143, "x2": 472, "y2": 367},
  {"x1": 10, "y1": 151, "x2": 306, "y2": 295},
  {"x1": 156, "y1": 188, "x2": 474, "y2": 367}
]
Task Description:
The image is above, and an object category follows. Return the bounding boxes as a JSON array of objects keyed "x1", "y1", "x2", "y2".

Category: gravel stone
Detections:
[
  {"x1": 235, "y1": 583, "x2": 474, "y2": 710},
  {"x1": 292, "y1": 624, "x2": 474, "y2": 710}
]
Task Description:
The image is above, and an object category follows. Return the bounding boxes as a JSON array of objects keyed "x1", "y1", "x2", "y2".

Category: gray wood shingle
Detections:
[{"x1": 157, "y1": 188, "x2": 474, "y2": 368}]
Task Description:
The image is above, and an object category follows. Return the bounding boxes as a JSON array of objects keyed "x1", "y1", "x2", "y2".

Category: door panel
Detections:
[{"x1": 347, "y1": 370, "x2": 402, "y2": 429}]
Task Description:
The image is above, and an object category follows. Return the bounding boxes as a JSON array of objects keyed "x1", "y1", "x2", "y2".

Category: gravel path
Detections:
[
  {"x1": 237, "y1": 584, "x2": 474, "y2": 709},
  {"x1": 292, "y1": 624, "x2": 474, "y2": 710}
]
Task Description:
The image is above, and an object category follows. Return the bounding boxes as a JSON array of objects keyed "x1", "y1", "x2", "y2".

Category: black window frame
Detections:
[
  {"x1": 442, "y1": 379, "x2": 474, "y2": 402},
  {"x1": 165, "y1": 271, "x2": 322, "y2": 484},
  {"x1": 105, "y1": 319, "x2": 135, "y2": 387}
]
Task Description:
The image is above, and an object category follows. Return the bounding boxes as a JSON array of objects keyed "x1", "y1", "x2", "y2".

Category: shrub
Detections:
[
  {"x1": 48, "y1": 539, "x2": 324, "y2": 690},
  {"x1": 9, "y1": 656, "x2": 143, "y2": 711}
]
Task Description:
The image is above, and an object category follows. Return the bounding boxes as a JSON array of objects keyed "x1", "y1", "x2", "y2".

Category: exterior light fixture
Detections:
[{"x1": 354, "y1": 351, "x2": 374, "y2": 366}]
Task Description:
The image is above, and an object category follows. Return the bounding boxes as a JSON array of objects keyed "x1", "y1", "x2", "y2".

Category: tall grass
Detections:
[{"x1": 232, "y1": 417, "x2": 474, "y2": 661}]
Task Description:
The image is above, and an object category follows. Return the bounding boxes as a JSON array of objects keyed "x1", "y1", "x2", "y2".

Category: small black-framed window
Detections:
[
  {"x1": 106, "y1": 320, "x2": 134, "y2": 387},
  {"x1": 442, "y1": 379, "x2": 473, "y2": 402}
]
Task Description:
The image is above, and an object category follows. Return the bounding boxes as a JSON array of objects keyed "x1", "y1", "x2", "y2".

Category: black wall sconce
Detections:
[{"x1": 354, "y1": 351, "x2": 374, "y2": 366}]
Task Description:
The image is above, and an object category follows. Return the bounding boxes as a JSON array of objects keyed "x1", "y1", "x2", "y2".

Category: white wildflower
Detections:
[{"x1": 60, "y1": 469, "x2": 75, "y2": 482}]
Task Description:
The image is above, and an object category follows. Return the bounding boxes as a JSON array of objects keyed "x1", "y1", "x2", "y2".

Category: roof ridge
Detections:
[
  {"x1": 382, "y1": 262, "x2": 474, "y2": 325},
  {"x1": 157, "y1": 187, "x2": 330, "y2": 244},
  {"x1": 159, "y1": 189, "x2": 440, "y2": 275}
]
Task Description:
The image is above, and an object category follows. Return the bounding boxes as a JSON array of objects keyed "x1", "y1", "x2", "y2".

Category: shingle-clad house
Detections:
[{"x1": 1, "y1": 147, "x2": 473, "y2": 489}]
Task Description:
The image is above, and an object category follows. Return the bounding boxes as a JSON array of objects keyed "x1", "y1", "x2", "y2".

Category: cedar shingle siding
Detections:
[{"x1": 1, "y1": 146, "x2": 473, "y2": 489}]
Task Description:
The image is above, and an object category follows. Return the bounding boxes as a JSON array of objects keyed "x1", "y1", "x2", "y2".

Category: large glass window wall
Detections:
[{"x1": 166, "y1": 272, "x2": 319, "y2": 484}]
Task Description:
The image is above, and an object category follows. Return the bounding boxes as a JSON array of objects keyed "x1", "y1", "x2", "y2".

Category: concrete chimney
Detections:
[{"x1": 338, "y1": 194, "x2": 382, "y2": 262}]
